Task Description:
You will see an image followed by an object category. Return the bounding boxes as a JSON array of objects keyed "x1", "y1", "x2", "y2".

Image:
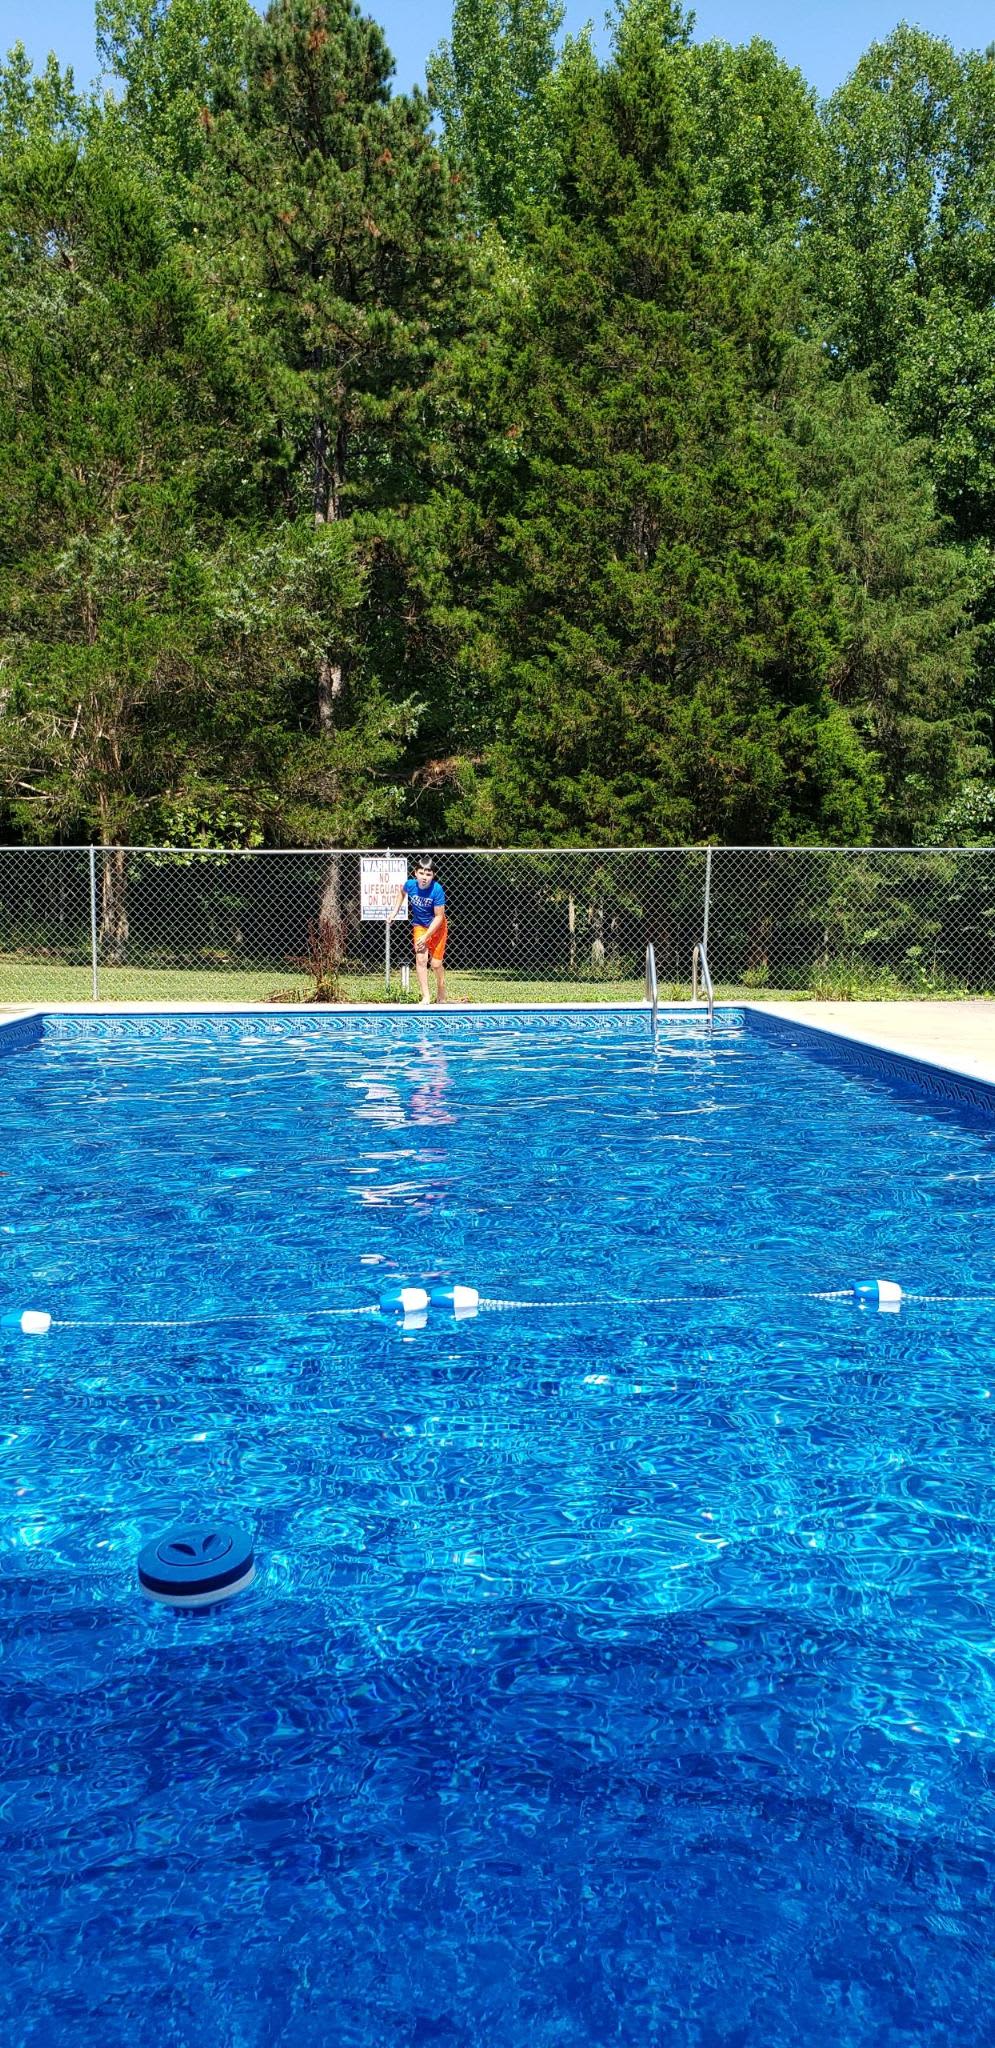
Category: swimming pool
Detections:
[{"x1": 2, "y1": 1007, "x2": 995, "y2": 2047}]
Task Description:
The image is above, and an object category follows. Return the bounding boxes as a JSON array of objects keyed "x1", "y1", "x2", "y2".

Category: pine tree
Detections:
[
  {"x1": 194, "y1": 0, "x2": 472, "y2": 847},
  {"x1": 0, "y1": 125, "x2": 281, "y2": 938},
  {"x1": 775, "y1": 358, "x2": 978, "y2": 840},
  {"x1": 458, "y1": 0, "x2": 869, "y2": 845}
]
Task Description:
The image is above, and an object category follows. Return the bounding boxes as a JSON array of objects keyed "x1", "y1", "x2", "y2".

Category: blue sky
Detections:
[{"x1": 3, "y1": 1, "x2": 989, "y2": 103}]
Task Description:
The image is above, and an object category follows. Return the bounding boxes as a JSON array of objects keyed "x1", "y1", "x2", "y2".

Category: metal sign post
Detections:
[
  {"x1": 360, "y1": 854, "x2": 408, "y2": 992},
  {"x1": 88, "y1": 845, "x2": 99, "y2": 1001}
]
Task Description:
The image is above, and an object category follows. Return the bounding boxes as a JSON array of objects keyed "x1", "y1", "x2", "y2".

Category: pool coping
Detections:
[{"x1": 2, "y1": 999, "x2": 993, "y2": 1116}]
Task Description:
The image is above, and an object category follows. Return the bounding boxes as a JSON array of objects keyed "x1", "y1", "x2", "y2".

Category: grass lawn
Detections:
[{"x1": 0, "y1": 960, "x2": 815, "y2": 1007}]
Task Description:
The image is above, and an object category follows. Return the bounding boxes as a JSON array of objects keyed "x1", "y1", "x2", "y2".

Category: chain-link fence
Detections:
[{"x1": 1, "y1": 845, "x2": 993, "y2": 1005}]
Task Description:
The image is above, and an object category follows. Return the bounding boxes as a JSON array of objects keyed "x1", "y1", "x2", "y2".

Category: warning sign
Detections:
[{"x1": 360, "y1": 855, "x2": 408, "y2": 922}]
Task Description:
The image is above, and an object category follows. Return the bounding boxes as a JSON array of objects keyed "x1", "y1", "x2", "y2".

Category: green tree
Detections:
[
  {"x1": 808, "y1": 28, "x2": 995, "y2": 792},
  {"x1": 809, "y1": 27, "x2": 995, "y2": 537},
  {"x1": 456, "y1": 0, "x2": 877, "y2": 846},
  {"x1": 776, "y1": 359, "x2": 978, "y2": 840},
  {"x1": 428, "y1": 0, "x2": 565, "y2": 235},
  {"x1": 0, "y1": 131, "x2": 285, "y2": 941},
  {"x1": 195, "y1": 0, "x2": 472, "y2": 851},
  {"x1": 0, "y1": 54, "x2": 85, "y2": 845},
  {"x1": 95, "y1": 0, "x2": 256, "y2": 190},
  {"x1": 675, "y1": 37, "x2": 817, "y2": 255},
  {"x1": 0, "y1": 43, "x2": 87, "y2": 157},
  {"x1": 3, "y1": 2, "x2": 986, "y2": 875}
]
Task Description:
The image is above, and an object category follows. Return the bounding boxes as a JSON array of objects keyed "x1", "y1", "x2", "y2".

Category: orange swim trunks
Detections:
[{"x1": 413, "y1": 918, "x2": 447, "y2": 963}]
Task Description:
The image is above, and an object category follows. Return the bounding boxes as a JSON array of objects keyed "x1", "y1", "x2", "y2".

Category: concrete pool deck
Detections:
[{"x1": 748, "y1": 1001, "x2": 995, "y2": 1088}]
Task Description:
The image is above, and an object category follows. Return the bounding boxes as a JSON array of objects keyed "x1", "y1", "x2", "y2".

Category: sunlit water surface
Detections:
[{"x1": 2, "y1": 1014, "x2": 995, "y2": 2047}]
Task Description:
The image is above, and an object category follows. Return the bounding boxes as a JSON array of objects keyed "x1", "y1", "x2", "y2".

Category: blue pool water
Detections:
[{"x1": 2, "y1": 1010, "x2": 995, "y2": 2047}]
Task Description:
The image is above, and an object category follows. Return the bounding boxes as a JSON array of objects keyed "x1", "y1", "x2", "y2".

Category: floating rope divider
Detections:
[
  {"x1": 45, "y1": 1305, "x2": 382, "y2": 1331},
  {"x1": 17, "y1": 1280, "x2": 994, "y2": 1334}
]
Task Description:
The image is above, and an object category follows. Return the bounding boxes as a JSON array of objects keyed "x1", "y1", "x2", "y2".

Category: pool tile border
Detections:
[
  {"x1": 744, "y1": 1004, "x2": 995, "y2": 1116},
  {"x1": 0, "y1": 1002, "x2": 732, "y2": 1050},
  {"x1": 0, "y1": 1014, "x2": 43, "y2": 1054}
]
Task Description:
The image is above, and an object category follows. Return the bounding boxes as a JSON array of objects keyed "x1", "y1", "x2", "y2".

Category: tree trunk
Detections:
[
  {"x1": 313, "y1": 407, "x2": 348, "y2": 946},
  {"x1": 313, "y1": 411, "x2": 348, "y2": 735},
  {"x1": 317, "y1": 653, "x2": 343, "y2": 736},
  {"x1": 319, "y1": 854, "x2": 341, "y2": 939},
  {"x1": 745, "y1": 913, "x2": 772, "y2": 972},
  {"x1": 589, "y1": 896, "x2": 605, "y2": 971},
  {"x1": 100, "y1": 846, "x2": 129, "y2": 966}
]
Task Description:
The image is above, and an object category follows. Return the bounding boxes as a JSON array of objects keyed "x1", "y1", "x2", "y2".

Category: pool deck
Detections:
[
  {"x1": 2, "y1": 998, "x2": 992, "y2": 1085},
  {"x1": 747, "y1": 1001, "x2": 995, "y2": 1088}
]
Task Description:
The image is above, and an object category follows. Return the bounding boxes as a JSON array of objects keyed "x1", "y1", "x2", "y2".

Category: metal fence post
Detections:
[
  {"x1": 702, "y1": 845, "x2": 712, "y2": 956},
  {"x1": 88, "y1": 846, "x2": 99, "y2": 1001},
  {"x1": 384, "y1": 849, "x2": 392, "y2": 990}
]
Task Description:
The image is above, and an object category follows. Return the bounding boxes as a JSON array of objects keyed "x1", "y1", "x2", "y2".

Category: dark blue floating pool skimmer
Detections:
[{"x1": 138, "y1": 1522, "x2": 255, "y2": 1607}]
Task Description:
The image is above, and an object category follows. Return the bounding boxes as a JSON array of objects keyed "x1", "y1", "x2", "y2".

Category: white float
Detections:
[{"x1": 853, "y1": 1279, "x2": 903, "y2": 1313}]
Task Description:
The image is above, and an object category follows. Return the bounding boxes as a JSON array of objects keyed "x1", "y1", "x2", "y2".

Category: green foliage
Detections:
[
  {"x1": 0, "y1": 44, "x2": 87, "y2": 155},
  {"x1": 809, "y1": 28, "x2": 995, "y2": 561},
  {"x1": 428, "y1": 0, "x2": 565, "y2": 233},
  {"x1": 929, "y1": 779, "x2": 995, "y2": 846},
  {"x1": 672, "y1": 37, "x2": 818, "y2": 255},
  {"x1": 774, "y1": 356, "x2": 978, "y2": 838},
  {"x1": 806, "y1": 961, "x2": 971, "y2": 1000},
  {"x1": 0, "y1": 0, "x2": 991, "y2": 866},
  {"x1": 158, "y1": 798, "x2": 265, "y2": 848},
  {"x1": 807, "y1": 24, "x2": 995, "y2": 806},
  {"x1": 95, "y1": 0, "x2": 256, "y2": 188},
  {"x1": 186, "y1": 0, "x2": 474, "y2": 840},
  {"x1": 810, "y1": 30, "x2": 995, "y2": 411},
  {"x1": 0, "y1": 131, "x2": 258, "y2": 847},
  {"x1": 454, "y1": 8, "x2": 866, "y2": 845}
]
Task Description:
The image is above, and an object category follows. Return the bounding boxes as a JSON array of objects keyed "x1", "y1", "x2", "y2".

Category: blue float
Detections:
[
  {"x1": 853, "y1": 1278, "x2": 904, "y2": 1312},
  {"x1": 1, "y1": 1308, "x2": 52, "y2": 1334},
  {"x1": 22, "y1": 1309, "x2": 51, "y2": 1334},
  {"x1": 430, "y1": 1285, "x2": 480, "y2": 1317},
  {"x1": 379, "y1": 1286, "x2": 430, "y2": 1315},
  {"x1": 138, "y1": 1522, "x2": 255, "y2": 1606}
]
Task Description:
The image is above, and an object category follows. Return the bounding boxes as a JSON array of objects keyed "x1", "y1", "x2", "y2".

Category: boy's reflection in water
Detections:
[
  {"x1": 409, "y1": 1044, "x2": 454, "y2": 1126},
  {"x1": 353, "y1": 1044, "x2": 455, "y2": 1224}
]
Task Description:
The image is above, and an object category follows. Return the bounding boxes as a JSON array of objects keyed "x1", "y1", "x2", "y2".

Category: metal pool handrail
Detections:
[
  {"x1": 645, "y1": 942, "x2": 659, "y2": 1045},
  {"x1": 692, "y1": 943, "x2": 714, "y2": 1031}
]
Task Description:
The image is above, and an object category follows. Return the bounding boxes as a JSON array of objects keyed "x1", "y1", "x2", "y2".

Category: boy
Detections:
[{"x1": 392, "y1": 855, "x2": 447, "y2": 1005}]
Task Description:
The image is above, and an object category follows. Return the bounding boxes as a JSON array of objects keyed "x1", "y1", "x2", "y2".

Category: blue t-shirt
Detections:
[{"x1": 404, "y1": 877, "x2": 446, "y2": 927}]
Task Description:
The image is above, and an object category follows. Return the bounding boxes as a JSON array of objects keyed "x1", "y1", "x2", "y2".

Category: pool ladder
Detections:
[{"x1": 692, "y1": 943, "x2": 715, "y2": 1031}]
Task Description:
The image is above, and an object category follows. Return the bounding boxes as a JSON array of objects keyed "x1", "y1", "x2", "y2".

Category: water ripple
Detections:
[{"x1": 1, "y1": 1024, "x2": 994, "y2": 2045}]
